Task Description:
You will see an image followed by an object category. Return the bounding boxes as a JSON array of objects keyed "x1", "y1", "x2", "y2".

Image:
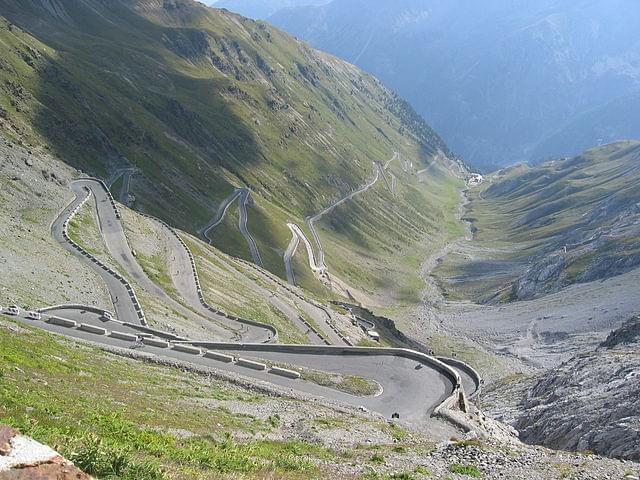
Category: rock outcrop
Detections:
[
  {"x1": 0, "y1": 425, "x2": 92, "y2": 479},
  {"x1": 486, "y1": 317, "x2": 640, "y2": 460}
]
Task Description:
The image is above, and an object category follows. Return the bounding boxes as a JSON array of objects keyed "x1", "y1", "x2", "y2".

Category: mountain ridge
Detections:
[{"x1": 267, "y1": 0, "x2": 640, "y2": 170}]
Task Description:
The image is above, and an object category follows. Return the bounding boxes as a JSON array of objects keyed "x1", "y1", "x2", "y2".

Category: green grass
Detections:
[
  {"x1": 385, "y1": 424, "x2": 409, "y2": 442},
  {"x1": 448, "y1": 463, "x2": 482, "y2": 477},
  {"x1": 137, "y1": 252, "x2": 180, "y2": 297},
  {"x1": 184, "y1": 235, "x2": 309, "y2": 344},
  {"x1": 269, "y1": 361, "x2": 380, "y2": 396},
  {"x1": 67, "y1": 198, "x2": 102, "y2": 256},
  {"x1": 414, "y1": 465, "x2": 432, "y2": 476},
  {"x1": 0, "y1": 317, "x2": 338, "y2": 478}
]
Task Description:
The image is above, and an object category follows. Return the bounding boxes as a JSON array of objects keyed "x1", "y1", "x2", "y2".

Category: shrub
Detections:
[
  {"x1": 448, "y1": 463, "x2": 482, "y2": 477},
  {"x1": 370, "y1": 452, "x2": 386, "y2": 464}
]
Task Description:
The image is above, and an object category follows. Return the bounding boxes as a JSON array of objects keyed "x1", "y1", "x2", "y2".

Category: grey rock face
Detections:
[
  {"x1": 488, "y1": 318, "x2": 640, "y2": 461},
  {"x1": 514, "y1": 255, "x2": 566, "y2": 300},
  {"x1": 600, "y1": 316, "x2": 640, "y2": 349}
]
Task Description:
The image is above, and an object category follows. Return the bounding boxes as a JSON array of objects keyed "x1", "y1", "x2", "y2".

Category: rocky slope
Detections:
[
  {"x1": 434, "y1": 141, "x2": 640, "y2": 303},
  {"x1": 484, "y1": 316, "x2": 640, "y2": 461},
  {"x1": 268, "y1": 0, "x2": 640, "y2": 170}
]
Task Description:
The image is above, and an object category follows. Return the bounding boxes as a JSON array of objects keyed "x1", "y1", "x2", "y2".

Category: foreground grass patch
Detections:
[
  {"x1": 0, "y1": 318, "x2": 336, "y2": 478},
  {"x1": 448, "y1": 463, "x2": 482, "y2": 477}
]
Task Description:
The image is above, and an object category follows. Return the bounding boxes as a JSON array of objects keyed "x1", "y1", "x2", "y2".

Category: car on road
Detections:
[
  {"x1": 26, "y1": 311, "x2": 41, "y2": 320},
  {"x1": 100, "y1": 311, "x2": 113, "y2": 321},
  {"x1": 6, "y1": 305, "x2": 20, "y2": 316}
]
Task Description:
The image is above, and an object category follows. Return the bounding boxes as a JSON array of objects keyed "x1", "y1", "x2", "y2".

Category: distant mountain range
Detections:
[{"x1": 263, "y1": 0, "x2": 640, "y2": 170}]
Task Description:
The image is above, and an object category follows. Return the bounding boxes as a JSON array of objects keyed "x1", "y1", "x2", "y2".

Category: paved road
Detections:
[
  {"x1": 119, "y1": 169, "x2": 134, "y2": 206},
  {"x1": 201, "y1": 189, "x2": 263, "y2": 266},
  {"x1": 283, "y1": 225, "x2": 300, "y2": 284},
  {"x1": 67, "y1": 179, "x2": 276, "y2": 342},
  {"x1": 51, "y1": 184, "x2": 141, "y2": 324},
  {"x1": 24, "y1": 174, "x2": 480, "y2": 422},
  {"x1": 104, "y1": 167, "x2": 136, "y2": 206},
  {"x1": 155, "y1": 220, "x2": 273, "y2": 343},
  {"x1": 285, "y1": 223, "x2": 324, "y2": 276},
  {"x1": 305, "y1": 152, "x2": 398, "y2": 272},
  {"x1": 238, "y1": 190, "x2": 263, "y2": 266},
  {"x1": 75, "y1": 179, "x2": 241, "y2": 340},
  {"x1": 14, "y1": 310, "x2": 458, "y2": 421},
  {"x1": 447, "y1": 361, "x2": 479, "y2": 399}
]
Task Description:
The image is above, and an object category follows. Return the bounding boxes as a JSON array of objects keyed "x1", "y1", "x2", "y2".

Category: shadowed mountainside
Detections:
[
  {"x1": 268, "y1": 0, "x2": 640, "y2": 170},
  {"x1": 0, "y1": 0, "x2": 463, "y2": 299}
]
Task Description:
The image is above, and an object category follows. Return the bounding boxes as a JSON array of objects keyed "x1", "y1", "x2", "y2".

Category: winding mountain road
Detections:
[
  {"x1": 201, "y1": 188, "x2": 263, "y2": 266},
  {"x1": 51, "y1": 183, "x2": 141, "y2": 325},
  {"x1": 285, "y1": 152, "x2": 398, "y2": 282},
  {"x1": 16, "y1": 308, "x2": 463, "y2": 421},
  {"x1": 65, "y1": 179, "x2": 274, "y2": 343},
  {"x1": 12, "y1": 173, "x2": 482, "y2": 423}
]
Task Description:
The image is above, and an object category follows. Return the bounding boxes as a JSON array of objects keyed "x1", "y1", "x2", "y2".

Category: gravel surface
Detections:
[{"x1": 0, "y1": 139, "x2": 110, "y2": 310}]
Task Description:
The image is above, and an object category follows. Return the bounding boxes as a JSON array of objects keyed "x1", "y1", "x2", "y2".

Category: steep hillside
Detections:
[
  {"x1": 0, "y1": 0, "x2": 463, "y2": 301},
  {"x1": 3, "y1": 316, "x2": 638, "y2": 479},
  {"x1": 269, "y1": 0, "x2": 640, "y2": 169},
  {"x1": 484, "y1": 316, "x2": 640, "y2": 461},
  {"x1": 434, "y1": 141, "x2": 640, "y2": 303}
]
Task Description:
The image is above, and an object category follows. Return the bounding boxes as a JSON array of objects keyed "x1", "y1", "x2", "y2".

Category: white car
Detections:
[
  {"x1": 26, "y1": 311, "x2": 41, "y2": 320},
  {"x1": 100, "y1": 311, "x2": 113, "y2": 321},
  {"x1": 6, "y1": 305, "x2": 20, "y2": 316}
]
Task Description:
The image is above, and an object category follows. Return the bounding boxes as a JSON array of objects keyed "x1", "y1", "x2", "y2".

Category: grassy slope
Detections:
[
  {"x1": 0, "y1": 0, "x2": 462, "y2": 300},
  {"x1": 435, "y1": 141, "x2": 640, "y2": 302},
  {"x1": 0, "y1": 318, "x2": 340, "y2": 479},
  {"x1": 318, "y1": 157, "x2": 465, "y2": 308},
  {"x1": 183, "y1": 235, "x2": 309, "y2": 343}
]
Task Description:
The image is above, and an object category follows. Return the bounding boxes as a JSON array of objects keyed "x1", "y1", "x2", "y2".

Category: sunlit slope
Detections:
[{"x1": 435, "y1": 141, "x2": 640, "y2": 302}]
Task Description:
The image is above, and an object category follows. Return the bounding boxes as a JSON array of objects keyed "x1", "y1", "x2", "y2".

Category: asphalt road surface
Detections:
[
  {"x1": 14, "y1": 309, "x2": 458, "y2": 421},
  {"x1": 69, "y1": 179, "x2": 272, "y2": 343},
  {"x1": 201, "y1": 188, "x2": 263, "y2": 266},
  {"x1": 51, "y1": 183, "x2": 141, "y2": 325}
]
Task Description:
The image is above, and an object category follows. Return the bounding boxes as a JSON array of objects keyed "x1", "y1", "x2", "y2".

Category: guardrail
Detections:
[
  {"x1": 58, "y1": 183, "x2": 146, "y2": 325},
  {"x1": 186, "y1": 341, "x2": 469, "y2": 415},
  {"x1": 235, "y1": 257, "x2": 352, "y2": 345},
  {"x1": 136, "y1": 212, "x2": 278, "y2": 341},
  {"x1": 31, "y1": 306, "x2": 471, "y2": 423},
  {"x1": 335, "y1": 302, "x2": 482, "y2": 400},
  {"x1": 438, "y1": 356, "x2": 483, "y2": 401},
  {"x1": 296, "y1": 314, "x2": 330, "y2": 345},
  {"x1": 82, "y1": 176, "x2": 120, "y2": 219},
  {"x1": 38, "y1": 303, "x2": 113, "y2": 317}
]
